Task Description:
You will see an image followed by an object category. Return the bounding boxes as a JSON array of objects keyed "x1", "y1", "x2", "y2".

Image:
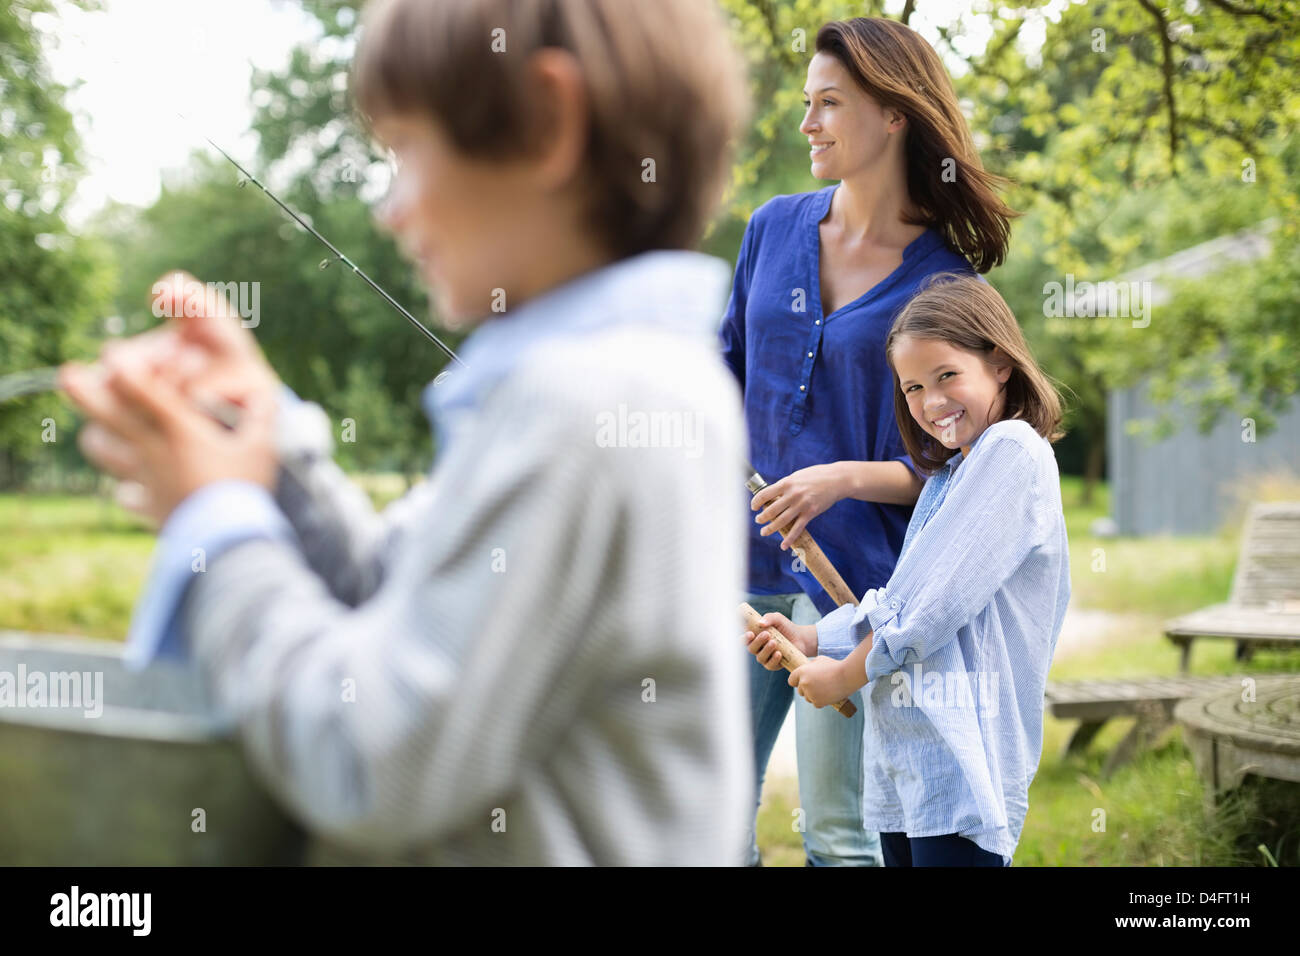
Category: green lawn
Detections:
[
  {"x1": 0, "y1": 494, "x2": 152, "y2": 640},
  {"x1": 0, "y1": 476, "x2": 415, "y2": 640},
  {"x1": 1, "y1": 478, "x2": 1297, "y2": 865}
]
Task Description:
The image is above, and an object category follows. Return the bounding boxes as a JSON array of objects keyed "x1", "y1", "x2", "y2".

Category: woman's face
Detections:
[
  {"x1": 800, "y1": 51, "x2": 903, "y2": 181},
  {"x1": 891, "y1": 334, "x2": 1011, "y2": 457}
]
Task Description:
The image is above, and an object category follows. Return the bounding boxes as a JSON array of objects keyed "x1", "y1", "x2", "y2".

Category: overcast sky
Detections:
[
  {"x1": 38, "y1": 0, "x2": 1063, "y2": 229},
  {"x1": 42, "y1": 0, "x2": 322, "y2": 224}
]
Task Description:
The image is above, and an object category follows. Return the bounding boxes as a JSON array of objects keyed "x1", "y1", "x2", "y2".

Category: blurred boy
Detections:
[{"x1": 61, "y1": 0, "x2": 753, "y2": 865}]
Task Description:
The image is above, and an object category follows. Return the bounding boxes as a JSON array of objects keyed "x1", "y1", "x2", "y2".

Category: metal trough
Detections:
[{"x1": 0, "y1": 632, "x2": 307, "y2": 865}]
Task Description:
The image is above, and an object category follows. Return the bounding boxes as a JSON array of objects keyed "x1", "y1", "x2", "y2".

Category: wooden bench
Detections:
[
  {"x1": 1164, "y1": 502, "x2": 1300, "y2": 673},
  {"x1": 1175, "y1": 678, "x2": 1300, "y2": 806},
  {"x1": 1045, "y1": 675, "x2": 1254, "y2": 775}
]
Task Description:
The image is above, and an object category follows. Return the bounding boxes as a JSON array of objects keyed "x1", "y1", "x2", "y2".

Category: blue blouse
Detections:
[
  {"x1": 816, "y1": 419, "x2": 1072, "y2": 862},
  {"x1": 719, "y1": 183, "x2": 977, "y2": 615}
]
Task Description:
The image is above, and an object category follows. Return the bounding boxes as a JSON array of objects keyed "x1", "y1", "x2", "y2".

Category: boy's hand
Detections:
[
  {"x1": 742, "y1": 611, "x2": 817, "y2": 671},
  {"x1": 58, "y1": 272, "x2": 282, "y2": 524},
  {"x1": 78, "y1": 272, "x2": 281, "y2": 420},
  {"x1": 60, "y1": 354, "x2": 279, "y2": 526},
  {"x1": 788, "y1": 656, "x2": 855, "y2": 709},
  {"x1": 141, "y1": 271, "x2": 281, "y2": 409}
]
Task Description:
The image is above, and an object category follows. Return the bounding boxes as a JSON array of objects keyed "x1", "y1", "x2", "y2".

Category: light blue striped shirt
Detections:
[{"x1": 815, "y1": 418, "x2": 1071, "y2": 863}]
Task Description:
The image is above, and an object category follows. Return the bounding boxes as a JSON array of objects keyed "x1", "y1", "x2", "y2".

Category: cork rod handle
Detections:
[{"x1": 740, "y1": 602, "x2": 857, "y2": 719}]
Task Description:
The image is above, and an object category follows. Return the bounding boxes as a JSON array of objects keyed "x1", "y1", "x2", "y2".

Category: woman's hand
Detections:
[
  {"x1": 788, "y1": 655, "x2": 854, "y2": 708},
  {"x1": 751, "y1": 462, "x2": 847, "y2": 549},
  {"x1": 742, "y1": 611, "x2": 818, "y2": 671}
]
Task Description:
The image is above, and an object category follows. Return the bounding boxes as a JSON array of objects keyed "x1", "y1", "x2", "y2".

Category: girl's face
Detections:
[
  {"x1": 799, "y1": 51, "x2": 903, "y2": 181},
  {"x1": 891, "y1": 334, "x2": 1012, "y2": 458}
]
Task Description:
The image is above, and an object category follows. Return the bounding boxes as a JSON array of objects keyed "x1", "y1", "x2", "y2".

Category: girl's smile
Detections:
[{"x1": 891, "y1": 334, "x2": 1011, "y2": 459}]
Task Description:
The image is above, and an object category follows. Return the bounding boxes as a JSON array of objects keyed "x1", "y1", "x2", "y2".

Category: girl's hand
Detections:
[
  {"x1": 751, "y1": 462, "x2": 847, "y2": 549},
  {"x1": 741, "y1": 611, "x2": 817, "y2": 671},
  {"x1": 788, "y1": 655, "x2": 854, "y2": 708}
]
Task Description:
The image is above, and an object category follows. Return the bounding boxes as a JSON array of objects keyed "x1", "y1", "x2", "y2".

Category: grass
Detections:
[
  {"x1": 1, "y1": 477, "x2": 1297, "y2": 865},
  {"x1": 0, "y1": 478, "x2": 414, "y2": 640},
  {"x1": 0, "y1": 494, "x2": 153, "y2": 640}
]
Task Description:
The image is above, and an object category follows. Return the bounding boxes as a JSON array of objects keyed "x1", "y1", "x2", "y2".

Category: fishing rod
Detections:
[
  {"x1": 0, "y1": 121, "x2": 466, "y2": 409},
  {"x1": 190, "y1": 119, "x2": 465, "y2": 369}
]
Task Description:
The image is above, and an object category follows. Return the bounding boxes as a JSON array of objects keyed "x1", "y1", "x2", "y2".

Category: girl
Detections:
[
  {"x1": 745, "y1": 272, "x2": 1070, "y2": 866},
  {"x1": 720, "y1": 16, "x2": 1018, "y2": 866},
  {"x1": 61, "y1": 0, "x2": 756, "y2": 865}
]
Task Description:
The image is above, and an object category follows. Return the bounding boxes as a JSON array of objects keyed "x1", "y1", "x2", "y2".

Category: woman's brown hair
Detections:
[
  {"x1": 816, "y1": 18, "x2": 1018, "y2": 273},
  {"x1": 886, "y1": 272, "x2": 1065, "y2": 475},
  {"x1": 351, "y1": 0, "x2": 750, "y2": 258}
]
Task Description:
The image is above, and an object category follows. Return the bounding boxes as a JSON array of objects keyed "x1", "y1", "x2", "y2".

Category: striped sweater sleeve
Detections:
[{"x1": 269, "y1": 388, "x2": 438, "y2": 607}]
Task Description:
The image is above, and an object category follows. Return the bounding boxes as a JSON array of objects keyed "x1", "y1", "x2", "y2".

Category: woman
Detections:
[{"x1": 720, "y1": 16, "x2": 1017, "y2": 867}]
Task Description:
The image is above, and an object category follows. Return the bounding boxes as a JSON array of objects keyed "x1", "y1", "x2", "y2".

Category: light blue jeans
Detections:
[{"x1": 744, "y1": 591, "x2": 882, "y2": 867}]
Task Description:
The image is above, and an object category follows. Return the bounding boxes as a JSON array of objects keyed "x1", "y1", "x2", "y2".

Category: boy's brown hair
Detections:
[
  {"x1": 885, "y1": 272, "x2": 1065, "y2": 475},
  {"x1": 352, "y1": 0, "x2": 750, "y2": 258},
  {"x1": 815, "y1": 18, "x2": 1019, "y2": 273}
]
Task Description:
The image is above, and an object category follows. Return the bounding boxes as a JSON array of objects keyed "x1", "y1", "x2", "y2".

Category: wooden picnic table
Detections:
[
  {"x1": 1046, "y1": 674, "x2": 1251, "y2": 775},
  {"x1": 1164, "y1": 502, "x2": 1300, "y2": 672},
  {"x1": 1174, "y1": 677, "x2": 1300, "y2": 803}
]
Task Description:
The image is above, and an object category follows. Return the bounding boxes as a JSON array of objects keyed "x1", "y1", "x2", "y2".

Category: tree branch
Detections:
[
  {"x1": 1203, "y1": 0, "x2": 1279, "y2": 22},
  {"x1": 1136, "y1": 0, "x2": 1180, "y2": 177}
]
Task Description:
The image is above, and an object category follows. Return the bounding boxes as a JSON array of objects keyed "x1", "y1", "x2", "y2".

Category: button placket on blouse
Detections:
[
  {"x1": 792, "y1": 246, "x2": 831, "y2": 432},
  {"x1": 789, "y1": 301, "x2": 825, "y2": 434}
]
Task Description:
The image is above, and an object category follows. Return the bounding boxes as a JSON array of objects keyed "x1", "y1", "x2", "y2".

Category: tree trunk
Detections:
[{"x1": 1082, "y1": 436, "x2": 1105, "y2": 506}]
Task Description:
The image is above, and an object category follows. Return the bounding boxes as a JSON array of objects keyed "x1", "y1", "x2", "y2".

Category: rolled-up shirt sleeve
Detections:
[
  {"x1": 863, "y1": 434, "x2": 1043, "y2": 683},
  {"x1": 814, "y1": 588, "x2": 883, "y2": 662}
]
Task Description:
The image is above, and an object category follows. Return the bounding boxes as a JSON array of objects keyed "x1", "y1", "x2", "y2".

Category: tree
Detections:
[
  {"x1": 78, "y1": 0, "x2": 1299, "y2": 496},
  {"x1": 97, "y1": 152, "x2": 439, "y2": 477},
  {"x1": 0, "y1": 0, "x2": 113, "y2": 488},
  {"x1": 953, "y1": 0, "x2": 1300, "y2": 499}
]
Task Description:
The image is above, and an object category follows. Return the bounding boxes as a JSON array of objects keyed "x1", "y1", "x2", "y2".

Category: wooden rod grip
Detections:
[
  {"x1": 740, "y1": 602, "x2": 857, "y2": 719},
  {"x1": 781, "y1": 529, "x2": 858, "y2": 608}
]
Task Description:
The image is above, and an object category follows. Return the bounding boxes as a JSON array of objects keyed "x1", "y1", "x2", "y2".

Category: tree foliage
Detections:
[
  {"x1": 0, "y1": 0, "x2": 112, "y2": 487},
  {"x1": 7, "y1": 0, "x2": 1296, "y2": 488}
]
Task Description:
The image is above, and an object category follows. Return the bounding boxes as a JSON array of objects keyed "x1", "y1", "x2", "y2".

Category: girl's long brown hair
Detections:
[
  {"x1": 886, "y1": 272, "x2": 1065, "y2": 475},
  {"x1": 816, "y1": 18, "x2": 1018, "y2": 273}
]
